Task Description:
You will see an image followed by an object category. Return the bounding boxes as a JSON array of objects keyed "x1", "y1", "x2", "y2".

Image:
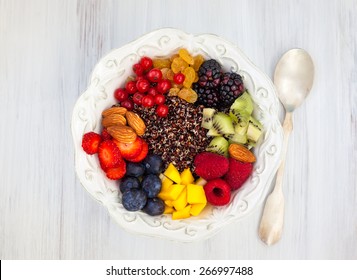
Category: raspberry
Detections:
[
  {"x1": 224, "y1": 158, "x2": 253, "y2": 190},
  {"x1": 204, "y1": 178, "x2": 231, "y2": 206},
  {"x1": 194, "y1": 152, "x2": 229, "y2": 180}
]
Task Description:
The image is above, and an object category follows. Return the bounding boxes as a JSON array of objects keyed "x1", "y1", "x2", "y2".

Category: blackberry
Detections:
[
  {"x1": 219, "y1": 72, "x2": 245, "y2": 108},
  {"x1": 198, "y1": 59, "x2": 222, "y2": 88},
  {"x1": 193, "y1": 83, "x2": 220, "y2": 109}
]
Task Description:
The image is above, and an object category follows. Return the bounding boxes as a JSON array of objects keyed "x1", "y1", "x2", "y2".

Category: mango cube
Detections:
[
  {"x1": 172, "y1": 205, "x2": 191, "y2": 220},
  {"x1": 190, "y1": 203, "x2": 206, "y2": 216},
  {"x1": 180, "y1": 168, "x2": 195, "y2": 185},
  {"x1": 187, "y1": 184, "x2": 207, "y2": 204},
  {"x1": 166, "y1": 184, "x2": 185, "y2": 201},
  {"x1": 157, "y1": 183, "x2": 173, "y2": 201},
  {"x1": 164, "y1": 163, "x2": 181, "y2": 184},
  {"x1": 173, "y1": 188, "x2": 187, "y2": 211},
  {"x1": 161, "y1": 175, "x2": 173, "y2": 189},
  {"x1": 164, "y1": 200, "x2": 174, "y2": 207},
  {"x1": 164, "y1": 205, "x2": 175, "y2": 214}
]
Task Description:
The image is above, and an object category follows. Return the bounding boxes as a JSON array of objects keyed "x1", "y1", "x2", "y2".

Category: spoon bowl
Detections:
[{"x1": 274, "y1": 49, "x2": 314, "y2": 112}]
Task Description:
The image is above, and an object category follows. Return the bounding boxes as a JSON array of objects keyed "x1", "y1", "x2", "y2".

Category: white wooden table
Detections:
[{"x1": 1, "y1": 0, "x2": 356, "y2": 259}]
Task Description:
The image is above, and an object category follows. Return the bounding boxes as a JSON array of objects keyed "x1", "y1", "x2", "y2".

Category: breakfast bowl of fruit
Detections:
[{"x1": 71, "y1": 28, "x2": 283, "y2": 242}]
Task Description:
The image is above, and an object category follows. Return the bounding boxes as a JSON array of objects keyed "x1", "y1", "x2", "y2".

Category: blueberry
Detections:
[
  {"x1": 141, "y1": 174, "x2": 162, "y2": 198},
  {"x1": 143, "y1": 154, "x2": 163, "y2": 174},
  {"x1": 126, "y1": 162, "x2": 145, "y2": 177},
  {"x1": 120, "y1": 176, "x2": 140, "y2": 193},
  {"x1": 122, "y1": 189, "x2": 147, "y2": 211},
  {"x1": 143, "y1": 198, "x2": 165, "y2": 216}
]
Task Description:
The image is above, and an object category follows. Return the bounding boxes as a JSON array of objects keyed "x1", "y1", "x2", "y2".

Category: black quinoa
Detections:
[{"x1": 133, "y1": 97, "x2": 210, "y2": 172}]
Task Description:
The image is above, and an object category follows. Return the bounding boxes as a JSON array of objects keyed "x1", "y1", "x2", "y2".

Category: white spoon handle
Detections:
[{"x1": 258, "y1": 112, "x2": 293, "y2": 245}]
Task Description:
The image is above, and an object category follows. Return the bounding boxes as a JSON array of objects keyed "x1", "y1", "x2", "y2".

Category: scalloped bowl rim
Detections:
[{"x1": 71, "y1": 28, "x2": 283, "y2": 242}]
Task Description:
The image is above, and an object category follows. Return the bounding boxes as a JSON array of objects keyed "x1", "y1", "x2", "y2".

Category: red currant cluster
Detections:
[{"x1": 114, "y1": 57, "x2": 184, "y2": 118}]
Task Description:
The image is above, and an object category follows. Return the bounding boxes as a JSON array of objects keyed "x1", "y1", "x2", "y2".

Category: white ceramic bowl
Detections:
[{"x1": 71, "y1": 28, "x2": 283, "y2": 242}]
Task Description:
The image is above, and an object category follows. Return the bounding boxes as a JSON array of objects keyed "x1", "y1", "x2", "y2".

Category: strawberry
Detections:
[
  {"x1": 127, "y1": 140, "x2": 148, "y2": 162},
  {"x1": 82, "y1": 132, "x2": 101, "y2": 155},
  {"x1": 224, "y1": 158, "x2": 253, "y2": 191},
  {"x1": 115, "y1": 137, "x2": 143, "y2": 160},
  {"x1": 193, "y1": 152, "x2": 229, "y2": 180},
  {"x1": 106, "y1": 160, "x2": 126, "y2": 180},
  {"x1": 101, "y1": 128, "x2": 112, "y2": 141},
  {"x1": 98, "y1": 140, "x2": 122, "y2": 171},
  {"x1": 204, "y1": 178, "x2": 231, "y2": 206}
]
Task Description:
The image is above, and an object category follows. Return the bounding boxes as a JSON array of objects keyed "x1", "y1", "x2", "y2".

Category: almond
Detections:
[
  {"x1": 228, "y1": 143, "x2": 256, "y2": 163},
  {"x1": 101, "y1": 114, "x2": 126, "y2": 128},
  {"x1": 102, "y1": 106, "x2": 127, "y2": 118},
  {"x1": 125, "y1": 111, "x2": 146, "y2": 136},
  {"x1": 107, "y1": 125, "x2": 137, "y2": 144}
]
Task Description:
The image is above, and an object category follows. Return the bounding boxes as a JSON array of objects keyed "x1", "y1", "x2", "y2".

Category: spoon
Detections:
[{"x1": 258, "y1": 49, "x2": 314, "y2": 245}]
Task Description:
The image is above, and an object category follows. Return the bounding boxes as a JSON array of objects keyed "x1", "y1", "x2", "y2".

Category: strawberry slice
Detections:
[
  {"x1": 115, "y1": 137, "x2": 143, "y2": 160},
  {"x1": 101, "y1": 128, "x2": 112, "y2": 141},
  {"x1": 98, "y1": 140, "x2": 122, "y2": 171},
  {"x1": 127, "y1": 140, "x2": 148, "y2": 163},
  {"x1": 106, "y1": 160, "x2": 126, "y2": 180},
  {"x1": 82, "y1": 132, "x2": 102, "y2": 155}
]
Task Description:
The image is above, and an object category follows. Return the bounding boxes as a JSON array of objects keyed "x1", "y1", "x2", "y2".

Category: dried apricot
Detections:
[
  {"x1": 179, "y1": 48, "x2": 194, "y2": 65},
  {"x1": 192, "y1": 55, "x2": 205, "y2": 71},
  {"x1": 183, "y1": 67, "x2": 196, "y2": 88},
  {"x1": 161, "y1": 68, "x2": 170, "y2": 79},
  {"x1": 170, "y1": 54, "x2": 179, "y2": 62},
  {"x1": 166, "y1": 69, "x2": 175, "y2": 81},
  {"x1": 168, "y1": 88, "x2": 180, "y2": 96},
  {"x1": 178, "y1": 88, "x2": 198, "y2": 103},
  {"x1": 153, "y1": 58, "x2": 171, "y2": 69},
  {"x1": 171, "y1": 57, "x2": 188, "y2": 74}
]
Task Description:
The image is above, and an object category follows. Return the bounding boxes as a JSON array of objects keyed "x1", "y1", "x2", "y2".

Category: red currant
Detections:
[
  {"x1": 156, "y1": 104, "x2": 169, "y2": 117},
  {"x1": 154, "y1": 94, "x2": 165, "y2": 105},
  {"x1": 141, "y1": 95, "x2": 155, "y2": 108},
  {"x1": 132, "y1": 63, "x2": 144, "y2": 76},
  {"x1": 136, "y1": 78, "x2": 150, "y2": 93},
  {"x1": 173, "y1": 73, "x2": 185, "y2": 84},
  {"x1": 146, "y1": 68, "x2": 162, "y2": 83},
  {"x1": 125, "y1": 81, "x2": 137, "y2": 94},
  {"x1": 140, "y1": 57, "x2": 153, "y2": 71},
  {"x1": 147, "y1": 87, "x2": 158, "y2": 96},
  {"x1": 114, "y1": 88, "x2": 128, "y2": 102},
  {"x1": 121, "y1": 99, "x2": 134, "y2": 111},
  {"x1": 156, "y1": 79, "x2": 171, "y2": 94},
  {"x1": 132, "y1": 92, "x2": 145, "y2": 105}
]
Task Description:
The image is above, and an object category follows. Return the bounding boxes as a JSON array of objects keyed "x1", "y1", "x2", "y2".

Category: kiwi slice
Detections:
[
  {"x1": 211, "y1": 112, "x2": 235, "y2": 135},
  {"x1": 247, "y1": 116, "x2": 263, "y2": 142},
  {"x1": 226, "y1": 133, "x2": 247, "y2": 145},
  {"x1": 230, "y1": 91, "x2": 254, "y2": 115},
  {"x1": 206, "y1": 136, "x2": 229, "y2": 157},
  {"x1": 201, "y1": 108, "x2": 216, "y2": 129}
]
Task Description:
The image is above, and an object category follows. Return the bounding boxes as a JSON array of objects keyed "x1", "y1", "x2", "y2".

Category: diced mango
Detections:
[
  {"x1": 190, "y1": 203, "x2": 207, "y2": 216},
  {"x1": 157, "y1": 184, "x2": 173, "y2": 201},
  {"x1": 165, "y1": 200, "x2": 174, "y2": 207},
  {"x1": 161, "y1": 175, "x2": 173, "y2": 189},
  {"x1": 164, "y1": 163, "x2": 181, "y2": 184},
  {"x1": 195, "y1": 177, "x2": 207, "y2": 186},
  {"x1": 187, "y1": 184, "x2": 207, "y2": 204},
  {"x1": 172, "y1": 205, "x2": 191, "y2": 220},
  {"x1": 164, "y1": 205, "x2": 175, "y2": 214},
  {"x1": 173, "y1": 188, "x2": 187, "y2": 211},
  {"x1": 180, "y1": 168, "x2": 195, "y2": 185},
  {"x1": 165, "y1": 184, "x2": 185, "y2": 201}
]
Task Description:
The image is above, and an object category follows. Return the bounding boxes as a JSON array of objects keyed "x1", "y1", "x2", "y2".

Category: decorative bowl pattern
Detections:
[{"x1": 71, "y1": 28, "x2": 283, "y2": 242}]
